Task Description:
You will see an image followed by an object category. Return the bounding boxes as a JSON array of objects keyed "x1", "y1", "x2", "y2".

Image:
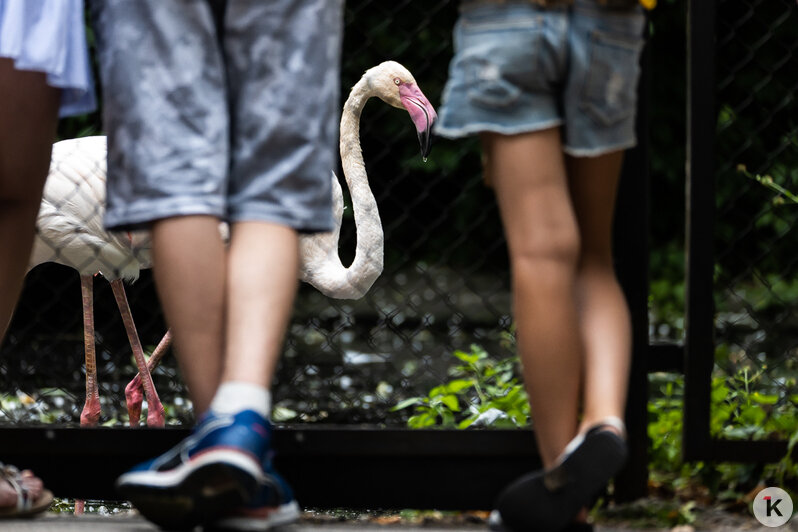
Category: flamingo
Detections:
[
  {"x1": 30, "y1": 60, "x2": 436, "y2": 432},
  {"x1": 30, "y1": 135, "x2": 170, "y2": 431},
  {"x1": 298, "y1": 61, "x2": 436, "y2": 297},
  {"x1": 30, "y1": 137, "x2": 168, "y2": 516}
]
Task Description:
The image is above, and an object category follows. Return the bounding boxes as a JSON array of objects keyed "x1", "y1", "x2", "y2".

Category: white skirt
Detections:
[{"x1": 0, "y1": 0, "x2": 96, "y2": 117}]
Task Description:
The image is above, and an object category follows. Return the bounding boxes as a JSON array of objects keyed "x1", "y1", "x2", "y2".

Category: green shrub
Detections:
[
  {"x1": 391, "y1": 342, "x2": 528, "y2": 429},
  {"x1": 396, "y1": 343, "x2": 798, "y2": 501}
]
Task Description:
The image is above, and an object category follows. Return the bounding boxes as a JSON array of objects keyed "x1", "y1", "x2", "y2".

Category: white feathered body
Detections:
[
  {"x1": 28, "y1": 136, "x2": 358, "y2": 295},
  {"x1": 29, "y1": 136, "x2": 152, "y2": 282}
]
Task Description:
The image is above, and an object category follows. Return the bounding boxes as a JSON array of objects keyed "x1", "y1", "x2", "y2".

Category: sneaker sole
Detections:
[
  {"x1": 206, "y1": 500, "x2": 301, "y2": 531},
  {"x1": 118, "y1": 450, "x2": 262, "y2": 529}
]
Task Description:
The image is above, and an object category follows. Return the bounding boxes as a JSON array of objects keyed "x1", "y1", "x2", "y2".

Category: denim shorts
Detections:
[
  {"x1": 435, "y1": 0, "x2": 646, "y2": 156},
  {"x1": 91, "y1": 0, "x2": 343, "y2": 232}
]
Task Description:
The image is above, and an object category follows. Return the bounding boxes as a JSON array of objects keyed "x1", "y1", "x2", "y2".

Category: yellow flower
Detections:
[{"x1": 640, "y1": 0, "x2": 657, "y2": 9}]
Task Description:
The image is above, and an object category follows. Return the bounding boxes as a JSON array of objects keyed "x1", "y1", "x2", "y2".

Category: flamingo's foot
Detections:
[
  {"x1": 125, "y1": 377, "x2": 144, "y2": 427},
  {"x1": 80, "y1": 394, "x2": 101, "y2": 427},
  {"x1": 146, "y1": 397, "x2": 166, "y2": 428}
]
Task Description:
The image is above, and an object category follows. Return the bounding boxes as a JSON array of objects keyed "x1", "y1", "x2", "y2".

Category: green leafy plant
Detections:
[
  {"x1": 396, "y1": 343, "x2": 798, "y2": 503},
  {"x1": 391, "y1": 343, "x2": 529, "y2": 429},
  {"x1": 648, "y1": 367, "x2": 798, "y2": 500}
]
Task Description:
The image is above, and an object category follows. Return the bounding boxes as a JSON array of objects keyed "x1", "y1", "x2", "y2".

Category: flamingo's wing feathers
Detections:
[{"x1": 30, "y1": 137, "x2": 145, "y2": 281}]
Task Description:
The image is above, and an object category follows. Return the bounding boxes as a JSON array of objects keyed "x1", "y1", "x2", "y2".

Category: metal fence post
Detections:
[
  {"x1": 683, "y1": 0, "x2": 717, "y2": 461},
  {"x1": 613, "y1": 20, "x2": 652, "y2": 502}
]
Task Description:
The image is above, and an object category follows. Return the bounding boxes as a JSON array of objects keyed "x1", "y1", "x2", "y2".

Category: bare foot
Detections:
[{"x1": 0, "y1": 467, "x2": 44, "y2": 509}]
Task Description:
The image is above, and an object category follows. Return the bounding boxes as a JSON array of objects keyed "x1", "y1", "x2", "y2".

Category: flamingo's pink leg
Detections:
[
  {"x1": 124, "y1": 329, "x2": 172, "y2": 427},
  {"x1": 79, "y1": 275, "x2": 101, "y2": 426},
  {"x1": 109, "y1": 279, "x2": 165, "y2": 427},
  {"x1": 77, "y1": 274, "x2": 100, "y2": 516}
]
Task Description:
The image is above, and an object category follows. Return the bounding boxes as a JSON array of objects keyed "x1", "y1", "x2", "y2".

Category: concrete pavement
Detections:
[
  {"x1": 1, "y1": 508, "x2": 785, "y2": 531},
  {"x1": 0, "y1": 514, "x2": 490, "y2": 531},
  {"x1": 0, "y1": 513, "x2": 678, "y2": 532}
]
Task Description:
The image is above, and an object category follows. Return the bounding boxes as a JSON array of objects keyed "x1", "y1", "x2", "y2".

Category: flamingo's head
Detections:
[{"x1": 365, "y1": 61, "x2": 438, "y2": 159}]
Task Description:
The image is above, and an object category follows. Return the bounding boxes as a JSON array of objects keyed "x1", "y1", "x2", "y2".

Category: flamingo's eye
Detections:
[{"x1": 394, "y1": 78, "x2": 401, "y2": 86}]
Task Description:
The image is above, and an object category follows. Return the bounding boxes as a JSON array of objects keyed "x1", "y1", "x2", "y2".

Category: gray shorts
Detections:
[
  {"x1": 91, "y1": 0, "x2": 344, "y2": 232},
  {"x1": 435, "y1": 0, "x2": 646, "y2": 157}
]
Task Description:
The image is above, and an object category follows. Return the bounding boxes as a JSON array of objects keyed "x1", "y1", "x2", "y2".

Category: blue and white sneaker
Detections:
[
  {"x1": 207, "y1": 452, "x2": 300, "y2": 531},
  {"x1": 117, "y1": 409, "x2": 270, "y2": 530}
]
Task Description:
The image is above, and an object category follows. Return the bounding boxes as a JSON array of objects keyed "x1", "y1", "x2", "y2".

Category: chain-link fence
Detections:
[
  {"x1": 1, "y1": 0, "x2": 512, "y2": 429},
  {"x1": 3, "y1": 1, "x2": 796, "y2": 455},
  {"x1": 711, "y1": 0, "x2": 798, "y2": 440}
]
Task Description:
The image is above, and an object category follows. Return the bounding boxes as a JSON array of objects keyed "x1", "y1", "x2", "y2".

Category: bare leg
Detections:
[
  {"x1": 222, "y1": 222, "x2": 298, "y2": 387},
  {"x1": 125, "y1": 330, "x2": 172, "y2": 426},
  {"x1": 110, "y1": 279, "x2": 165, "y2": 427},
  {"x1": 151, "y1": 216, "x2": 226, "y2": 415},
  {"x1": 0, "y1": 57, "x2": 59, "y2": 515},
  {"x1": 488, "y1": 141, "x2": 630, "y2": 531},
  {"x1": 566, "y1": 153, "x2": 631, "y2": 434},
  {"x1": 483, "y1": 128, "x2": 582, "y2": 468},
  {"x1": 0, "y1": 58, "x2": 60, "y2": 339}
]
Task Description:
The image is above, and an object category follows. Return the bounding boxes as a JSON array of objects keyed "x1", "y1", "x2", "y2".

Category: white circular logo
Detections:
[{"x1": 753, "y1": 487, "x2": 793, "y2": 527}]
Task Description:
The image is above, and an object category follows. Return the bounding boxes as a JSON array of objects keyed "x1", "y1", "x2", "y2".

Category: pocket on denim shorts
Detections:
[
  {"x1": 581, "y1": 29, "x2": 643, "y2": 126},
  {"x1": 456, "y1": 9, "x2": 547, "y2": 109}
]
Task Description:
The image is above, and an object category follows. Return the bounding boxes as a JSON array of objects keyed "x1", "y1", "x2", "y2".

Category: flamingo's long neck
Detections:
[
  {"x1": 334, "y1": 77, "x2": 384, "y2": 295},
  {"x1": 299, "y1": 76, "x2": 384, "y2": 299}
]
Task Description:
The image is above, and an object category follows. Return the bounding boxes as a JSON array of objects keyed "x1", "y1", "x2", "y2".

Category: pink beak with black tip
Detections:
[{"x1": 399, "y1": 82, "x2": 438, "y2": 159}]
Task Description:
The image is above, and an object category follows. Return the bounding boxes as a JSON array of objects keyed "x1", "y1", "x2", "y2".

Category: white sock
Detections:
[{"x1": 210, "y1": 381, "x2": 271, "y2": 419}]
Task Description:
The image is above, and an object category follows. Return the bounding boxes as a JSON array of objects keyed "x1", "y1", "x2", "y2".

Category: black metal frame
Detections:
[
  {"x1": 682, "y1": 0, "x2": 718, "y2": 462},
  {"x1": 681, "y1": 0, "x2": 793, "y2": 464},
  {"x1": 614, "y1": 26, "x2": 651, "y2": 502},
  {"x1": 0, "y1": 426, "x2": 543, "y2": 508}
]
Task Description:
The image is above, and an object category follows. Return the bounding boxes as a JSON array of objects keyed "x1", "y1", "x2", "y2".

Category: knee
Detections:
[{"x1": 509, "y1": 223, "x2": 581, "y2": 280}]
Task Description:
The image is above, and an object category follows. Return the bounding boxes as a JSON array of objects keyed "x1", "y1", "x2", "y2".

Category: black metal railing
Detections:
[{"x1": 682, "y1": 0, "x2": 798, "y2": 463}]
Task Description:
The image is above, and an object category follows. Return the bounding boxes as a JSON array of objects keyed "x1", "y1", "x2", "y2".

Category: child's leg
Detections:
[
  {"x1": 483, "y1": 127, "x2": 582, "y2": 467},
  {"x1": 151, "y1": 215, "x2": 227, "y2": 415},
  {"x1": 222, "y1": 221, "x2": 298, "y2": 388},
  {"x1": 121, "y1": 218, "x2": 293, "y2": 531},
  {"x1": 566, "y1": 152, "x2": 631, "y2": 433},
  {"x1": 0, "y1": 58, "x2": 60, "y2": 339},
  {"x1": 490, "y1": 147, "x2": 630, "y2": 532}
]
